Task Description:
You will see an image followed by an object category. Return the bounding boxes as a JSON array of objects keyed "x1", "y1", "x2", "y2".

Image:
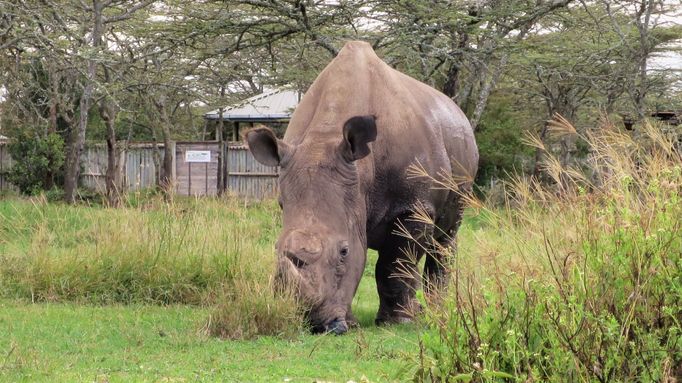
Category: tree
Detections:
[{"x1": 368, "y1": 0, "x2": 574, "y2": 130}]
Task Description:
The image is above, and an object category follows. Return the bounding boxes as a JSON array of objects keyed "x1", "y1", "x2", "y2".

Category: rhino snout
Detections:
[
  {"x1": 279, "y1": 230, "x2": 323, "y2": 268},
  {"x1": 310, "y1": 318, "x2": 348, "y2": 335},
  {"x1": 325, "y1": 318, "x2": 349, "y2": 335}
]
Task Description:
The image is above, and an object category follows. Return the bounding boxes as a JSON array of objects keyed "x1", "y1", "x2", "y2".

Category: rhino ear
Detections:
[
  {"x1": 341, "y1": 115, "x2": 377, "y2": 162},
  {"x1": 246, "y1": 127, "x2": 289, "y2": 166}
]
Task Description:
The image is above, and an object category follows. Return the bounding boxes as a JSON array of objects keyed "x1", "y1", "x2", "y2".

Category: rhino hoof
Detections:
[
  {"x1": 326, "y1": 318, "x2": 349, "y2": 335},
  {"x1": 375, "y1": 315, "x2": 414, "y2": 326}
]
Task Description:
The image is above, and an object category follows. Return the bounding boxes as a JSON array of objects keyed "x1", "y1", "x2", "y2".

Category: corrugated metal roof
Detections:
[{"x1": 204, "y1": 89, "x2": 300, "y2": 121}]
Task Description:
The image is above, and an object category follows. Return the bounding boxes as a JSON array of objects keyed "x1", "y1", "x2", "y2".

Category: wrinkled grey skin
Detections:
[{"x1": 246, "y1": 41, "x2": 478, "y2": 335}]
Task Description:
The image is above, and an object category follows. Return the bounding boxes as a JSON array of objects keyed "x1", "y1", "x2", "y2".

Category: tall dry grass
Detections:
[
  {"x1": 0, "y1": 196, "x2": 303, "y2": 338},
  {"x1": 407, "y1": 116, "x2": 681, "y2": 382}
]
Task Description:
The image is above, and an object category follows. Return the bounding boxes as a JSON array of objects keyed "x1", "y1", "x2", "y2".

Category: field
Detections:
[
  {"x1": 1, "y1": 122, "x2": 681, "y2": 382},
  {"x1": 0, "y1": 284, "x2": 416, "y2": 382},
  {"x1": 0, "y1": 197, "x2": 423, "y2": 382}
]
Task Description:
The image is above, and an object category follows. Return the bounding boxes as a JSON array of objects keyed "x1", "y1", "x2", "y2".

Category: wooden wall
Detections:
[{"x1": 81, "y1": 143, "x2": 167, "y2": 193}]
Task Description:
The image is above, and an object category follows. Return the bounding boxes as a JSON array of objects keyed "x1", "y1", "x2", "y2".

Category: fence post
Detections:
[
  {"x1": 170, "y1": 141, "x2": 177, "y2": 192},
  {"x1": 223, "y1": 142, "x2": 230, "y2": 194}
]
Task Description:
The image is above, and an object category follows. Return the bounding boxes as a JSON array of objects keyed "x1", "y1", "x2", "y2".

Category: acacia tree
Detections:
[
  {"x1": 601, "y1": 0, "x2": 681, "y2": 118},
  {"x1": 0, "y1": 1, "x2": 83, "y2": 189},
  {"x1": 60, "y1": 0, "x2": 155, "y2": 204},
  {"x1": 367, "y1": 0, "x2": 574, "y2": 130},
  {"x1": 500, "y1": 1, "x2": 682, "y2": 177}
]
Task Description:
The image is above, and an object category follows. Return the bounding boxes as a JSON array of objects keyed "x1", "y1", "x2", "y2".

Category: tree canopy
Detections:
[{"x1": 1, "y1": 0, "x2": 680, "y2": 201}]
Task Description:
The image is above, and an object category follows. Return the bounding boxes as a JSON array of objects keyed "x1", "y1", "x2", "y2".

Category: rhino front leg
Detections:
[{"x1": 375, "y1": 214, "x2": 432, "y2": 325}]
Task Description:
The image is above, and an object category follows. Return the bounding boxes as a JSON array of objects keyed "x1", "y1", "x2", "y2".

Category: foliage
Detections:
[
  {"x1": 5, "y1": 132, "x2": 64, "y2": 195},
  {"x1": 474, "y1": 97, "x2": 533, "y2": 186},
  {"x1": 408, "y1": 118, "x2": 682, "y2": 382},
  {"x1": 1, "y1": 1, "x2": 680, "y2": 194}
]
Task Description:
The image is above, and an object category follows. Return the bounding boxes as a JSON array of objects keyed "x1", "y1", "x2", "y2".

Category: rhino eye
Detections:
[{"x1": 340, "y1": 246, "x2": 349, "y2": 258}]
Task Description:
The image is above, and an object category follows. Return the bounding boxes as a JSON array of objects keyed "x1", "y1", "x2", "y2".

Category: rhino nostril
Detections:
[
  {"x1": 326, "y1": 318, "x2": 348, "y2": 335},
  {"x1": 287, "y1": 254, "x2": 307, "y2": 269}
]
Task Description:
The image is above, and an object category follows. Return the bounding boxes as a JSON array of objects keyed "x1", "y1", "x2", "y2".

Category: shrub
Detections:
[
  {"x1": 474, "y1": 99, "x2": 534, "y2": 188},
  {"x1": 408, "y1": 118, "x2": 682, "y2": 382},
  {"x1": 6, "y1": 131, "x2": 64, "y2": 195}
]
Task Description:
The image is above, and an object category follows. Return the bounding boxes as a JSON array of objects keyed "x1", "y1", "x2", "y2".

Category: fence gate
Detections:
[{"x1": 175, "y1": 142, "x2": 220, "y2": 196}]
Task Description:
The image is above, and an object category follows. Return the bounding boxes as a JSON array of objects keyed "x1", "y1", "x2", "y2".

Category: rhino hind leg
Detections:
[
  {"x1": 423, "y1": 190, "x2": 464, "y2": 301},
  {"x1": 375, "y1": 214, "x2": 432, "y2": 325},
  {"x1": 423, "y1": 192, "x2": 466, "y2": 299}
]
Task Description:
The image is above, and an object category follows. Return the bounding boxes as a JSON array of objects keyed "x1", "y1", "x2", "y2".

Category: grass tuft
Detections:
[{"x1": 204, "y1": 279, "x2": 303, "y2": 340}]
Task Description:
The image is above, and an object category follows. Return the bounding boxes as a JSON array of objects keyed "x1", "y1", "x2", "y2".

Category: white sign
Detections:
[{"x1": 185, "y1": 150, "x2": 211, "y2": 163}]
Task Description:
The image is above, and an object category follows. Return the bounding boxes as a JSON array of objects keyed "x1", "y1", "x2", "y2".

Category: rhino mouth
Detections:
[
  {"x1": 276, "y1": 257, "x2": 317, "y2": 302},
  {"x1": 276, "y1": 258, "x2": 348, "y2": 335},
  {"x1": 310, "y1": 317, "x2": 349, "y2": 335}
]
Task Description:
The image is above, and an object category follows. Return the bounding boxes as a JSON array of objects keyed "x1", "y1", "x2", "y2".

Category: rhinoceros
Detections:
[{"x1": 246, "y1": 41, "x2": 478, "y2": 334}]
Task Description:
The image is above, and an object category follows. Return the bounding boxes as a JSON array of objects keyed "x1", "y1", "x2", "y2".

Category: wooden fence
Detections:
[
  {"x1": 81, "y1": 142, "x2": 170, "y2": 193},
  {"x1": 226, "y1": 143, "x2": 278, "y2": 199},
  {"x1": 0, "y1": 140, "x2": 278, "y2": 199},
  {"x1": 175, "y1": 142, "x2": 220, "y2": 196}
]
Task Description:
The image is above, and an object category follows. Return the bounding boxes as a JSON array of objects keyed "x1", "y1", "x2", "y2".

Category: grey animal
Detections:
[{"x1": 246, "y1": 41, "x2": 478, "y2": 334}]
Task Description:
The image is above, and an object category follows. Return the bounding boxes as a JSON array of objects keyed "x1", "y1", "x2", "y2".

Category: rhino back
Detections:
[{"x1": 284, "y1": 41, "x2": 478, "y2": 246}]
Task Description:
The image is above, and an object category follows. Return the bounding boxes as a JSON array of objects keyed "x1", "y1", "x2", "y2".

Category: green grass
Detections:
[
  {"x1": 3, "y1": 119, "x2": 678, "y2": 382},
  {"x1": 0, "y1": 317, "x2": 414, "y2": 382},
  {"x1": 0, "y1": 241, "x2": 419, "y2": 382},
  {"x1": 0, "y1": 197, "x2": 281, "y2": 305},
  {"x1": 0, "y1": 196, "x2": 424, "y2": 381},
  {"x1": 0, "y1": 278, "x2": 417, "y2": 382}
]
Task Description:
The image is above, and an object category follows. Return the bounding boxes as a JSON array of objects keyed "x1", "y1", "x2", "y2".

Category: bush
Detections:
[
  {"x1": 408, "y1": 118, "x2": 682, "y2": 382},
  {"x1": 6, "y1": 132, "x2": 64, "y2": 195},
  {"x1": 474, "y1": 99, "x2": 534, "y2": 188}
]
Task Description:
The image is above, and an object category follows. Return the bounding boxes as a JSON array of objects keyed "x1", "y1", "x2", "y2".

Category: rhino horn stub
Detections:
[{"x1": 281, "y1": 230, "x2": 323, "y2": 267}]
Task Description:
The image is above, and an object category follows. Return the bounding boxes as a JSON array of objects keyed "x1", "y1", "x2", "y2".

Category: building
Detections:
[{"x1": 204, "y1": 89, "x2": 301, "y2": 141}]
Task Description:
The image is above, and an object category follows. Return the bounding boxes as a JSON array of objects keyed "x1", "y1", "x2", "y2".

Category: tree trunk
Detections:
[
  {"x1": 470, "y1": 55, "x2": 508, "y2": 131},
  {"x1": 63, "y1": 81, "x2": 92, "y2": 203},
  {"x1": 100, "y1": 98, "x2": 122, "y2": 207},
  {"x1": 153, "y1": 96, "x2": 174, "y2": 196},
  {"x1": 64, "y1": 0, "x2": 104, "y2": 204},
  {"x1": 441, "y1": 62, "x2": 461, "y2": 100},
  {"x1": 532, "y1": 122, "x2": 550, "y2": 179},
  {"x1": 48, "y1": 77, "x2": 58, "y2": 135},
  {"x1": 217, "y1": 85, "x2": 225, "y2": 195}
]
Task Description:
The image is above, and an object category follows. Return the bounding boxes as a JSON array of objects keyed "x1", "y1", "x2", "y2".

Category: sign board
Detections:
[{"x1": 185, "y1": 150, "x2": 211, "y2": 163}]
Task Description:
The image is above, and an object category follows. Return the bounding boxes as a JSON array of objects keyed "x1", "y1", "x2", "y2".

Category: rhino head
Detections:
[{"x1": 246, "y1": 115, "x2": 377, "y2": 335}]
